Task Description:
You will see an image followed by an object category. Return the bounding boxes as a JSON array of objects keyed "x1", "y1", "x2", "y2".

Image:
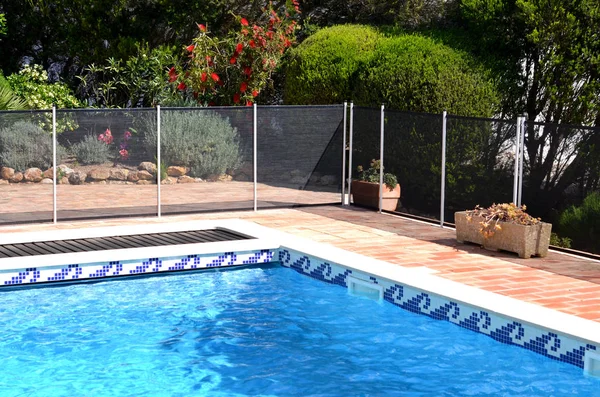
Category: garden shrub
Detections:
[
  {"x1": 352, "y1": 34, "x2": 498, "y2": 116},
  {"x1": 284, "y1": 25, "x2": 380, "y2": 104},
  {"x1": 558, "y1": 191, "x2": 600, "y2": 253},
  {"x1": 71, "y1": 134, "x2": 112, "y2": 165},
  {"x1": 0, "y1": 121, "x2": 66, "y2": 171},
  {"x1": 142, "y1": 110, "x2": 240, "y2": 178}
]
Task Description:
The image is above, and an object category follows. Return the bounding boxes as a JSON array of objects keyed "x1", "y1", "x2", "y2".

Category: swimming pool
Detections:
[
  {"x1": 1, "y1": 264, "x2": 599, "y2": 396},
  {"x1": 0, "y1": 219, "x2": 599, "y2": 384}
]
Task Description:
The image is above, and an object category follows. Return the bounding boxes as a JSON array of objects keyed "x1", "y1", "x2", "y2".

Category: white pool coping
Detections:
[{"x1": 1, "y1": 218, "x2": 599, "y2": 348}]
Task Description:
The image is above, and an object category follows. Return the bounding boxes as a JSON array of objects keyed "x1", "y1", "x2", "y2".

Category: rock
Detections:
[
  {"x1": 167, "y1": 166, "x2": 187, "y2": 177},
  {"x1": 177, "y1": 175, "x2": 196, "y2": 184},
  {"x1": 23, "y1": 168, "x2": 43, "y2": 182},
  {"x1": 1, "y1": 167, "x2": 15, "y2": 180},
  {"x1": 40, "y1": 178, "x2": 53, "y2": 184},
  {"x1": 318, "y1": 175, "x2": 337, "y2": 186},
  {"x1": 218, "y1": 174, "x2": 232, "y2": 182},
  {"x1": 68, "y1": 171, "x2": 87, "y2": 185},
  {"x1": 107, "y1": 180, "x2": 127, "y2": 185},
  {"x1": 58, "y1": 176, "x2": 70, "y2": 185},
  {"x1": 109, "y1": 169, "x2": 129, "y2": 181},
  {"x1": 9, "y1": 172, "x2": 23, "y2": 183},
  {"x1": 161, "y1": 177, "x2": 178, "y2": 185},
  {"x1": 138, "y1": 162, "x2": 157, "y2": 174},
  {"x1": 137, "y1": 170, "x2": 154, "y2": 180},
  {"x1": 57, "y1": 164, "x2": 74, "y2": 176},
  {"x1": 136, "y1": 180, "x2": 153, "y2": 185},
  {"x1": 88, "y1": 168, "x2": 110, "y2": 181},
  {"x1": 89, "y1": 180, "x2": 107, "y2": 185},
  {"x1": 42, "y1": 168, "x2": 54, "y2": 179},
  {"x1": 127, "y1": 171, "x2": 140, "y2": 182},
  {"x1": 0, "y1": 179, "x2": 8, "y2": 185}
]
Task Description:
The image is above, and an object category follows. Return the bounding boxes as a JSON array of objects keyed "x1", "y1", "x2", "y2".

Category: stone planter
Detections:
[
  {"x1": 351, "y1": 180, "x2": 401, "y2": 212},
  {"x1": 454, "y1": 211, "x2": 552, "y2": 259}
]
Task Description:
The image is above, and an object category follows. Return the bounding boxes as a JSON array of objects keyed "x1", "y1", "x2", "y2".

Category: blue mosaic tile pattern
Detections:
[
  {"x1": 0, "y1": 249, "x2": 275, "y2": 287},
  {"x1": 278, "y1": 248, "x2": 599, "y2": 369}
]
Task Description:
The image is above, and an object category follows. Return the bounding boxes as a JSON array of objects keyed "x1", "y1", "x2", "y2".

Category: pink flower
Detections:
[
  {"x1": 124, "y1": 130, "x2": 132, "y2": 140},
  {"x1": 197, "y1": 23, "x2": 206, "y2": 32},
  {"x1": 98, "y1": 134, "x2": 105, "y2": 141},
  {"x1": 119, "y1": 149, "x2": 129, "y2": 160}
]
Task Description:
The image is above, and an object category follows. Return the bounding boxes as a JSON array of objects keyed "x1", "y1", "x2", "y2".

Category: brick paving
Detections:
[{"x1": 0, "y1": 186, "x2": 599, "y2": 324}]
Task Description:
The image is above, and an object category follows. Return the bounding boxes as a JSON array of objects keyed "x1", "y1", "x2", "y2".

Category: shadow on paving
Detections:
[{"x1": 298, "y1": 205, "x2": 600, "y2": 285}]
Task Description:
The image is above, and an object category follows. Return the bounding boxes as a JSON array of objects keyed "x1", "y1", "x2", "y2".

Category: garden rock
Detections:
[
  {"x1": 137, "y1": 170, "x2": 154, "y2": 181},
  {"x1": 42, "y1": 168, "x2": 54, "y2": 179},
  {"x1": 23, "y1": 168, "x2": 43, "y2": 182},
  {"x1": 9, "y1": 172, "x2": 23, "y2": 183},
  {"x1": 138, "y1": 162, "x2": 157, "y2": 174},
  {"x1": 40, "y1": 178, "x2": 53, "y2": 184},
  {"x1": 58, "y1": 176, "x2": 70, "y2": 185},
  {"x1": 161, "y1": 177, "x2": 178, "y2": 185},
  {"x1": 109, "y1": 169, "x2": 129, "y2": 181},
  {"x1": 88, "y1": 169, "x2": 110, "y2": 181},
  {"x1": 57, "y1": 164, "x2": 74, "y2": 175},
  {"x1": 177, "y1": 176, "x2": 196, "y2": 183},
  {"x1": 167, "y1": 166, "x2": 187, "y2": 177},
  {"x1": 1, "y1": 167, "x2": 15, "y2": 180},
  {"x1": 127, "y1": 172, "x2": 140, "y2": 182},
  {"x1": 0, "y1": 179, "x2": 8, "y2": 185},
  {"x1": 68, "y1": 171, "x2": 87, "y2": 185},
  {"x1": 137, "y1": 180, "x2": 153, "y2": 185}
]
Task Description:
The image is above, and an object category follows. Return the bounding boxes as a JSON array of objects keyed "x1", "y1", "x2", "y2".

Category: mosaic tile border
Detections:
[
  {"x1": 0, "y1": 249, "x2": 275, "y2": 287},
  {"x1": 278, "y1": 248, "x2": 599, "y2": 369}
]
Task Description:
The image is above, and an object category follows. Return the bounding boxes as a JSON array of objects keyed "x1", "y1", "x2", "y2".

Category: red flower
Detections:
[
  {"x1": 208, "y1": 101, "x2": 216, "y2": 106},
  {"x1": 246, "y1": 101, "x2": 253, "y2": 106},
  {"x1": 217, "y1": 79, "x2": 224, "y2": 86},
  {"x1": 240, "y1": 82, "x2": 248, "y2": 93},
  {"x1": 206, "y1": 56, "x2": 214, "y2": 66},
  {"x1": 233, "y1": 93, "x2": 240, "y2": 103},
  {"x1": 243, "y1": 66, "x2": 252, "y2": 77},
  {"x1": 236, "y1": 43, "x2": 243, "y2": 53},
  {"x1": 240, "y1": 18, "x2": 249, "y2": 26},
  {"x1": 211, "y1": 73, "x2": 220, "y2": 82},
  {"x1": 252, "y1": 90, "x2": 259, "y2": 97},
  {"x1": 186, "y1": 44, "x2": 195, "y2": 52},
  {"x1": 249, "y1": 40, "x2": 256, "y2": 49},
  {"x1": 201, "y1": 72, "x2": 207, "y2": 82},
  {"x1": 177, "y1": 82, "x2": 187, "y2": 91},
  {"x1": 241, "y1": 29, "x2": 249, "y2": 36},
  {"x1": 230, "y1": 56, "x2": 237, "y2": 64},
  {"x1": 168, "y1": 67, "x2": 178, "y2": 82},
  {"x1": 285, "y1": 39, "x2": 292, "y2": 48},
  {"x1": 197, "y1": 23, "x2": 206, "y2": 32}
]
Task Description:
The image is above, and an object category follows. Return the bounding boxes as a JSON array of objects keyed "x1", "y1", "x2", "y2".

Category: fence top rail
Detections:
[
  {"x1": 529, "y1": 120, "x2": 600, "y2": 132},
  {"x1": 256, "y1": 104, "x2": 343, "y2": 109},
  {"x1": 0, "y1": 109, "x2": 52, "y2": 115},
  {"x1": 54, "y1": 107, "x2": 156, "y2": 113},
  {"x1": 446, "y1": 114, "x2": 517, "y2": 124},
  {"x1": 353, "y1": 106, "x2": 442, "y2": 118}
]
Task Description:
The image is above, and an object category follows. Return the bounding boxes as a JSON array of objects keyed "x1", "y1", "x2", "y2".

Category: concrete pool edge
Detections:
[{"x1": 1, "y1": 219, "x2": 599, "y2": 371}]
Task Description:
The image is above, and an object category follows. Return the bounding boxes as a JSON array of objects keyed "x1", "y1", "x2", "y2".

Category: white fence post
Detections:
[
  {"x1": 341, "y1": 102, "x2": 347, "y2": 205},
  {"x1": 157, "y1": 105, "x2": 161, "y2": 218},
  {"x1": 440, "y1": 111, "x2": 447, "y2": 227},
  {"x1": 518, "y1": 114, "x2": 526, "y2": 206},
  {"x1": 253, "y1": 103, "x2": 258, "y2": 212},
  {"x1": 347, "y1": 102, "x2": 354, "y2": 204},
  {"x1": 378, "y1": 104, "x2": 385, "y2": 213},
  {"x1": 513, "y1": 116, "x2": 521, "y2": 204},
  {"x1": 52, "y1": 105, "x2": 57, "y2": 224}
]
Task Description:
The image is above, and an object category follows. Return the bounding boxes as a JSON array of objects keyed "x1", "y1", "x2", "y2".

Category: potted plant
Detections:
[
  {"x1": 455, "y1": 203, "x2": 552, "y2": 258},
  {"x1": 351, "y1": 159, "x2": 400, "y2": 211}
]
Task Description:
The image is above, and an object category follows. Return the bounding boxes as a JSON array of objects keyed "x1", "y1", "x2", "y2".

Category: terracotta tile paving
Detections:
[{"x1": 0, "y1": 199, "x2": 599, "y2": 323}]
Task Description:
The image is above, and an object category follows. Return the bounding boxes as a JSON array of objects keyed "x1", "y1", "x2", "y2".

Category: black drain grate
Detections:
[{"x1": 0, "y1": 229, "x2": 253, "y2": 258}]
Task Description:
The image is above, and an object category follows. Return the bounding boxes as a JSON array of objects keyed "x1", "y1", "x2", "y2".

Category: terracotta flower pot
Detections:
[
  {"x1": 454, "y1": 211, "x2": 552, "y2": 258},
  {"x1": 351, "y1": 180, "x2": 401, "y2": 212}
]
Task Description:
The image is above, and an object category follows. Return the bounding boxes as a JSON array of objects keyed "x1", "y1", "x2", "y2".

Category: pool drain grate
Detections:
[{"x1": 0, "y1": 229, "x2": 253, "y2": 258}]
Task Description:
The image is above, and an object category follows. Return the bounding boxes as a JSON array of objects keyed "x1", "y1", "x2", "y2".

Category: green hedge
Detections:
[
  {"x1": 558, "y1": 191, "x2": 600, "y2": 253},
  {"x1": 285, "y1": 25, "x2": 499, "y2": 116},
  {"x1": 284, "y1": 25, "x2": 380, "y2": 105}
]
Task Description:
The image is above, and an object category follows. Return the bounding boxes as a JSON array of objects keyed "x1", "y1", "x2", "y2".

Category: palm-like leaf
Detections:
[{"x1": 0, "y1": 76, "x2": 27, "y2": 110}]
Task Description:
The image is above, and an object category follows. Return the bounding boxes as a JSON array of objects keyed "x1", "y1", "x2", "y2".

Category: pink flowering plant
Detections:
[
  {"x1": 98, "y1": 128, "x2": 133, "y2": 162},
  {"x1": 169, "y1": 0, "x2": 300, "y2": 106}
]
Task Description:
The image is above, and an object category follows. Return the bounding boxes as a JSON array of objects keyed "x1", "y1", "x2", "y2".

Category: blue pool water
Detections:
[{"x1": 0, "y1": 264, "x2": 598, "y2": 396}]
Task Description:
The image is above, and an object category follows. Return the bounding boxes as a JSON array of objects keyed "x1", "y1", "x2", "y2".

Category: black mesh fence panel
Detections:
[
  {"x1": 445, "y1": 116, "x2": 516, "y2": 223},
  {"x1": 0, "y1": 110, "x2": 54, "y2": 224},
  {"x1": 384, "y1": 110, "x2": 443, "y2": 221},
  {"x1": 257, "y1": 105, "x2": 343, "y2": 208},
  {"x1": 56, "y1": 108, "x2": 157, "y2": 220},
  {"x1": 350, "y1": 107, "x2": 383, "y2": 209},
  {"x1": 160, "y1": 107, "x2": 254, "y2": 215},
  {"x1": 521, "y1": 121, "x2": 600, "y2": 254}
]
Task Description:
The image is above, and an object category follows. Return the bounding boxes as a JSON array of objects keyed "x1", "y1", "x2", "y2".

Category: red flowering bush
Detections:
[{"x1": 170, "y1": 1, "x2": 300, "y2": 106}]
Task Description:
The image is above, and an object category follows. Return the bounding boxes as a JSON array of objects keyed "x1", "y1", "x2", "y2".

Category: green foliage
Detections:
[
  {"x1": 558, "y1": 191, "x2": 600, "y2": 253},
  {"x1": 142, "y1": 110, "x2": 240, "y2": 178},
  {"x1": 353, "y1": 34, "x2": 498, "y2": 116},
  {"x1": 77, "y1": 44, "x2": 182, "y2": 108},
  {"x1": 550, "y1": 233, "x2": 572, "y2": 249},
  {"x1": 0, "y1": 74, "x2": 28, "y2": 110},
  {"x1": 0, "y1": 13, "x2": 7, "y2": 37},
  {"x1": 355, "y1": 159, "x2": 398, "y2": 189},
  {"x1": 285, "y1": 25, "x2": 381, "y2": 104},
  {"x1": 0, "y1": 121, "x2": 66, "y2": 171},
  {"x1": 70, "y1": 134, "x2": 111, "y2": 165},
  {"x1": 7, "y1": 65, "x2": 82, "y2": 109}
]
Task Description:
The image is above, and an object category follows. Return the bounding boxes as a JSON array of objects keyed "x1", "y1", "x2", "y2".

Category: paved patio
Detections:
[{"x1": 1, "y1": 203, "x2": 599, "y2": 324}]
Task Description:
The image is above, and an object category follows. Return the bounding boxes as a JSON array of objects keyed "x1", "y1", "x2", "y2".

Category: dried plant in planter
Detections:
[{"x1": 466, "y1": 203, "x2": 541, "y2": 239}]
